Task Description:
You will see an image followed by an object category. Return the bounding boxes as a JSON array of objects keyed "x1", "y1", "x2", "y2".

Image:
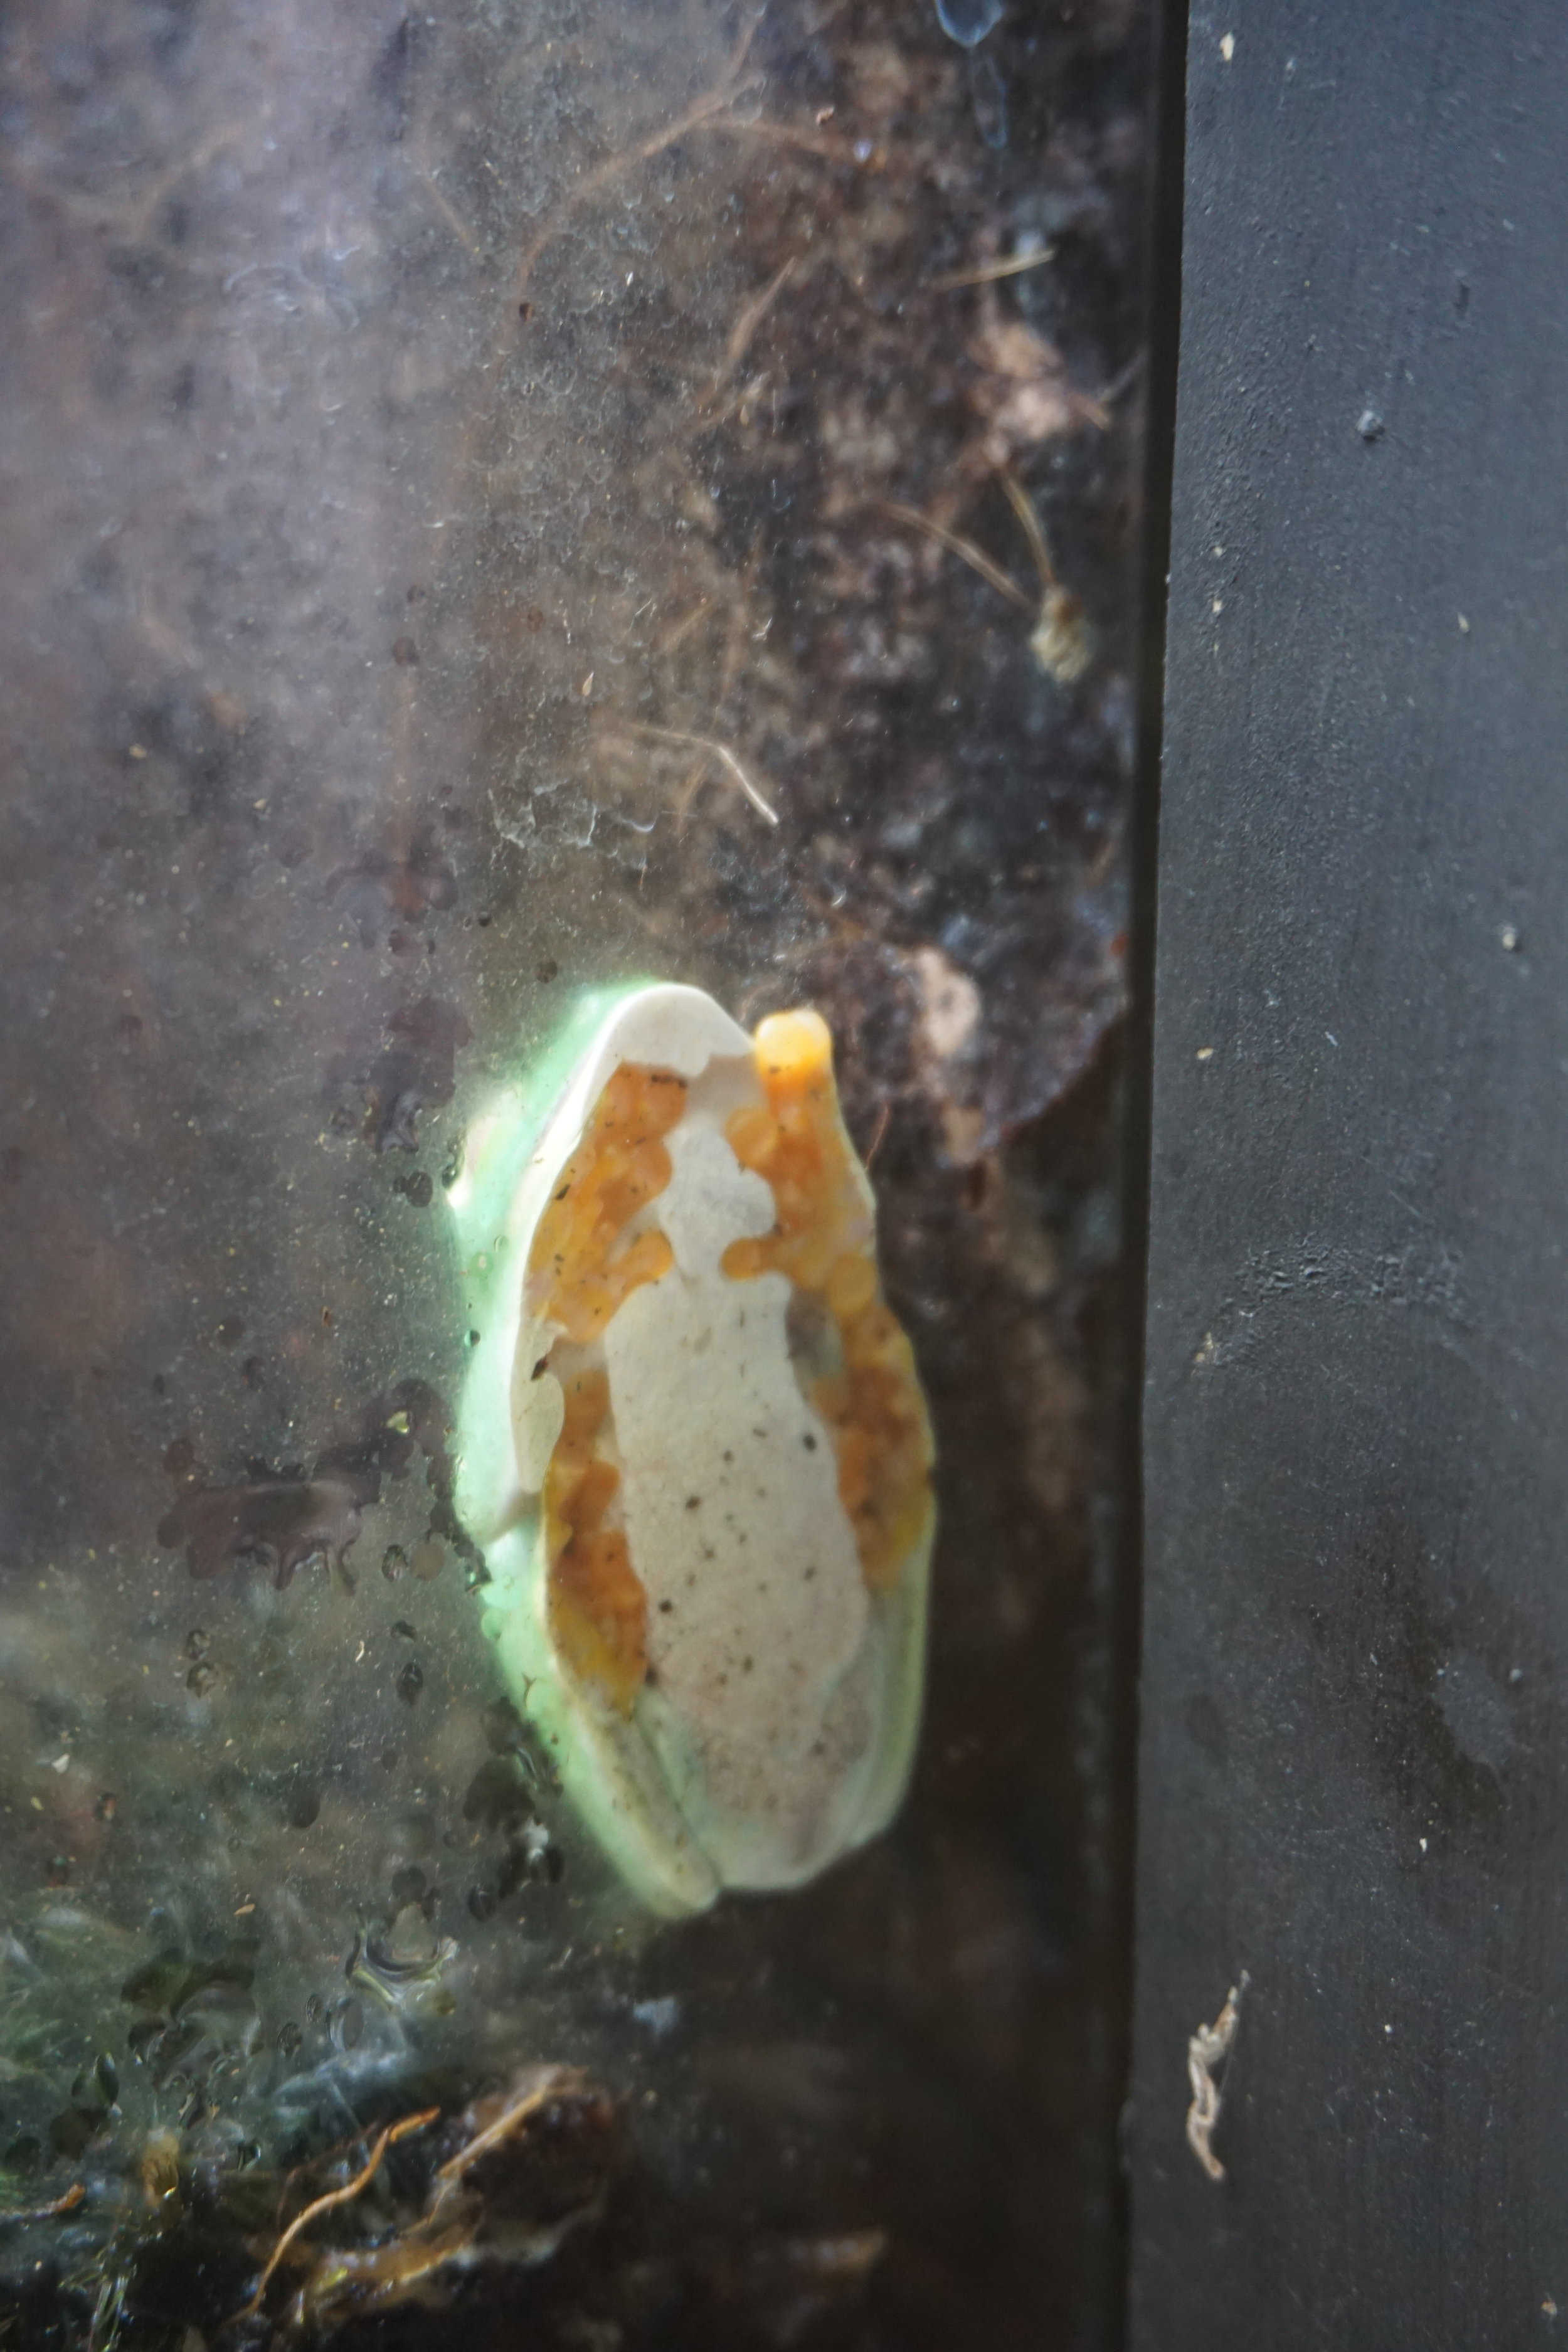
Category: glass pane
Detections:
[{"x1": 0, "y1": 0, "x2": 1148, "y2": 2338}]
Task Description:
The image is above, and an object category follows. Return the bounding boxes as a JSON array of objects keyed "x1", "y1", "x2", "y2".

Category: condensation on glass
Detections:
[{"x1": 0, "y1": 0, "x2": 1148, "y2": 2339}]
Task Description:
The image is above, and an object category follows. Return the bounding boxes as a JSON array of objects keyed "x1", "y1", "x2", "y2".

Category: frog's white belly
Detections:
[{"x1": 605, "y1": 1121, "x2": 871, "y2": 1877}]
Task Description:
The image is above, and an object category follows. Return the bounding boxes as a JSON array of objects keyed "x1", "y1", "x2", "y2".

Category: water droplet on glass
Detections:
[{"x1": 935, "y1": 0, "x2": 1002, "y2": 48}]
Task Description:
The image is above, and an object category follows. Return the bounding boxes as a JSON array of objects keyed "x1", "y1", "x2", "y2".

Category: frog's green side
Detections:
[{"x1": 448, "y1": 983, "x2": 724, "y2": 1915}]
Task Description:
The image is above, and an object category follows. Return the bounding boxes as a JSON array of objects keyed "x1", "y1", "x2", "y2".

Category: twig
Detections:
[
  {"x1": 673, "y1": 758, "x2": 711, "y2": 826},
  {"x1": 1097, "y1": 349, "x2": 1147, "y2": 408},
  {"x1": 3, "y1": 124, "x2": 240, "y2": 241},
  {"x1": 615, "y1": 723, "x2": 780, "y2": 827},
  {"x1": 713, "y1": 257, "x2": 800, "y2": 391},
  {"x1": 657, "y1": 598, "x2": 715, "y2": 659},
  {"x1": 699, "y1": 115, "x2": 860, "y2": 161},
  {"x1": 677, "y1": 382, "x2": 750, "y2": 445},
  {"x1": 881, "y1": 501, "x2": 1033, "y2": 613},
  {"x1": 272, "y1": 2112, "x2": 408, "y2": 2233},
  {"x1": 0, "y1": 2181, "x2": 85, "y2": 2226},
  {"x1": 884, "y1": 490, "x2": 1091, "y2": 682},
  {"x1": 428, "y1": 2067, "x2": 576, "y2": 2210},
  {"x1": 229, "y1": 2106, "x2": 439, "y2": 2325},
  {"x1": 995, "y1": 464, "x2": 1059, "y2": 588},
  {"x1": 415, "y1": 164, "x2": 479, "y2": 255},
  {"x1": 930, "y1": 245, "x2": 1055, "y2": 290}
]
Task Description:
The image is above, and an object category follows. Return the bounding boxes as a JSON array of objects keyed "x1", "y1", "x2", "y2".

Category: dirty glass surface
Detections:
[{"x1": 0, "y1": 0, "x2": 1149, "y2": 2341}]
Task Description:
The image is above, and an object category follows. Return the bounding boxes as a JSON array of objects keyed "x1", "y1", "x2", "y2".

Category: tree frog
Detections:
[{"x1": 448, "y1": 983, "x2": 935, "y2": 1916}]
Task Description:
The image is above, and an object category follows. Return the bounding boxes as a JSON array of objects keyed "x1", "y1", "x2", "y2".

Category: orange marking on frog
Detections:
[
  {"x1": 721, "y1": 1010, "x2": 933, "y2": 1595},
  {"x1": 531, "y1": 1065, "x2": 687, "y2": 1709}
]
